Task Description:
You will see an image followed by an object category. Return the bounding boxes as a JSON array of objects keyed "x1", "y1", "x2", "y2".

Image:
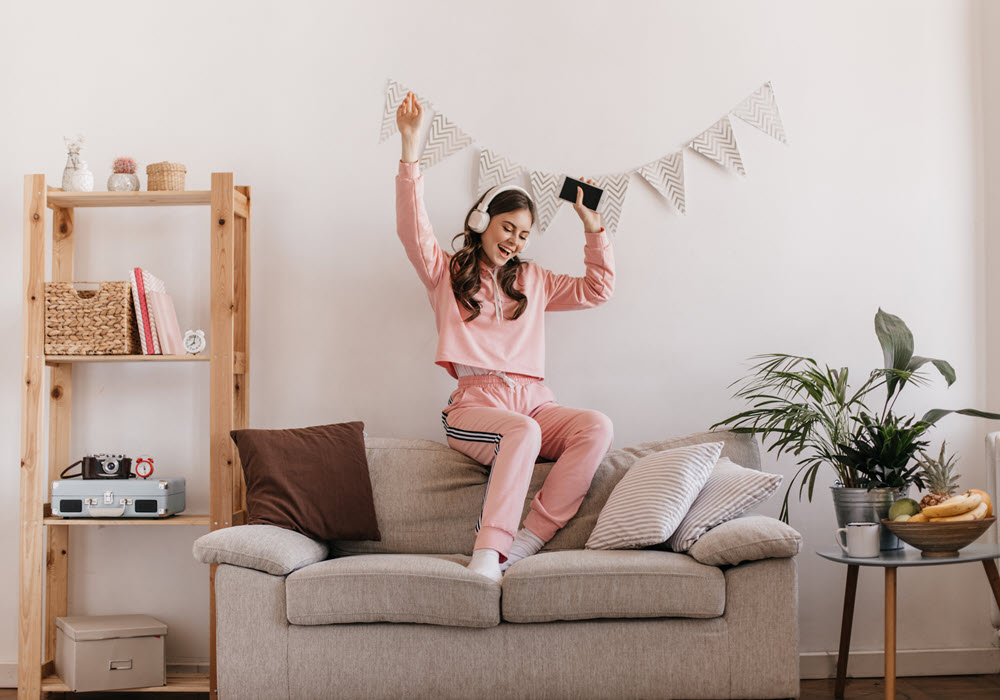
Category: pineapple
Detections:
[{"x1": 915, "y1": 441, "x2": 961, "y2": 509}]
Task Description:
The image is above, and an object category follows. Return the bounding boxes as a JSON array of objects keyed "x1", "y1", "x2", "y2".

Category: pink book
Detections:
[
  {"x1": 129, "y1": 268, "x2": 167, "y2": 354},
  {"x1": 149, "y1": 291, "x2": 183, "y2": 355}
]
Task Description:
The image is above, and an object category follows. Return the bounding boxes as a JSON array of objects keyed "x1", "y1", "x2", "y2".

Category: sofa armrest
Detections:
[
  {"x1": 192, "y1": 524, "x2": 328, "y2": 575},
  {"x1": 686, "y1": 514, "x2": 801, "y2": 567}
]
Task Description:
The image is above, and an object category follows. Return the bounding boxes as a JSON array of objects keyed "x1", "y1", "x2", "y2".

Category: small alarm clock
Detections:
[
  {"x1": 135, "y1": 456, "x2": 154, "y2": 479},
  {"x1": 184, "y1": 329, "x2": 207, "y2": 355}
]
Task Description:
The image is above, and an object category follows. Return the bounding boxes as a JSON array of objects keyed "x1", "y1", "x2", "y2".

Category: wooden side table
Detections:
[{"x1": 817, "y1": 543, "x2": 1000, "y2": 700}]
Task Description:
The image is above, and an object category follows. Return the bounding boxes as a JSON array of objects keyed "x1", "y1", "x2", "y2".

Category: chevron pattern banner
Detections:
[
  {"x1": 477, "y1": 148, "x2": 524, "y2": 198},
  {"x1": 382, "y1": 78, "x2": 786, "y2": 229},
  {"x1": 378, "y1": 79, "x2": 433, "y2": 144},
  {"x1": 731, "y1": 81, "x2": 787, "y2": 144},
  {"x1": 528, "y1": 171, "x2": 566, "y2": 235},
  {"x1": 590, "y1": 173, "x2": 631, "y2": 234},
  {"x1": 419, "y1": 112, "x2": 474, "y2": 170},
  {"x1": 637, "y1": 152, "x2": 686, "y2": 215},
  {"x1": 688, "y1": 117, "x2": 746, "y2": 176}
]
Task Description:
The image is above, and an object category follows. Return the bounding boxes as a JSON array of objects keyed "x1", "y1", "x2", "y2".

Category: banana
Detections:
[
  {"x1": 929, "y1": 500, "x2": 988, "y2": 522},
  {"x1": 908, "y1": 511, "x2": 929, "y2": 523},
  {"x1": 967, "y1": 489, "x2": 994, "y2": 518},
  {"x1": 921, "y1": 491, "x2": 982, "y2": 518}
]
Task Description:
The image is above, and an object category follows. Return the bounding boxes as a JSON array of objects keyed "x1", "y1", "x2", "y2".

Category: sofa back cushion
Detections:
[
  {"x1": 330, "y1": 430, "x2": 759, "y2": 556},
  {"x1": 330, "y1": 438, "x2": 484, "y2": 555}
]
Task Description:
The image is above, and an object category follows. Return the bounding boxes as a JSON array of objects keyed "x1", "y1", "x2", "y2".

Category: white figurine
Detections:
[{"x1": 61, "y1": 134, "x2": 94, "y2": 192}]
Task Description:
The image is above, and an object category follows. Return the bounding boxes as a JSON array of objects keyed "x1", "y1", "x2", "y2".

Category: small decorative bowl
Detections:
[{"x1": 881, "y1": 516, "x2": 996, "y2": 557}]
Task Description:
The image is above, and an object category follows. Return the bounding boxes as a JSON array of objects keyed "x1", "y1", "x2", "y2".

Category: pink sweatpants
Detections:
[{"x1": 441, "y1": 373, "x2": 614, "y2": 563}]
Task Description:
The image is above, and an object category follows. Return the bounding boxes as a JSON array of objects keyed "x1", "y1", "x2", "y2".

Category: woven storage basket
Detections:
[
  {"x1": 146, "y1": 161, "x2": 186, "y2": 191},
  {"x1": 45, "y1": 281, "x2": 141, "y2": 355}
]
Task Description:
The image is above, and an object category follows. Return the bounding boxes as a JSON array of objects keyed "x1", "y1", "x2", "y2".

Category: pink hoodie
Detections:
[{"x1": 395, "y1": 160, "x2": 614, "y2": 380}]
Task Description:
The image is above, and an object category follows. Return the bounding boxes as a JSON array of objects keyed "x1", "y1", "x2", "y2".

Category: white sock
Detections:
[
  {"x1": 467, "y1": 548, "x2": 502, "y2": 583},
  {"x1": 499, "y1": 528, "x2": 545, "y2": 572}
]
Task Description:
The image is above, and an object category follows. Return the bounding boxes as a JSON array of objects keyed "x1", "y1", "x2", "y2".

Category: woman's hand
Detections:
[
  {"x1": 397, "y1": 92, "x2": 422, "y2": 163},
  {"x1": 573, "y1": 176, "x2": 603, "y2": 233}
]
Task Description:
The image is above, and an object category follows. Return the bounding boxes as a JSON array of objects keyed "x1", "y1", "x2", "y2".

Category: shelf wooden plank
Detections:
[
  {"x1": 21, "y1": 174, "x2": 48, "y2": 698},
  {"x1": 43, "y1": 513, "x2": 210, "y2": 526},
  {"x1": 46, "y1": 354, "x2": 211, "y2": 365},
  {"x1": 47, "y1": 189, "x2": 212, "y2": 208},
  {"x1": 42, "y1": 671, "x2": 210, "y2": 692}
]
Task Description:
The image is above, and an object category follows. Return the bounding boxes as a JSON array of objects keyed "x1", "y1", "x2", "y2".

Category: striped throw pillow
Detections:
[
  {"x1": 667, "y1": 458, "x2": 782, "y2": 552},
  {"x1": 585, "y1": 442, "x2": 723, "y2": 550}
]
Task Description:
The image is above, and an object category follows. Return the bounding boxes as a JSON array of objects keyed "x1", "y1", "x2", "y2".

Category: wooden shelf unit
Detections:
[
  {"x1": 19, "y1": 174, "x2": 251, "y2": 699},
  {"x1": 41, "y1": 671, "x2": 210, "y2": 693}
]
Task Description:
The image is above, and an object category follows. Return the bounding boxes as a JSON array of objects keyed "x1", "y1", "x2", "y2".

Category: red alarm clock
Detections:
[{"x1": 135, "y1": 456, "x2": 154, "y2": 479}]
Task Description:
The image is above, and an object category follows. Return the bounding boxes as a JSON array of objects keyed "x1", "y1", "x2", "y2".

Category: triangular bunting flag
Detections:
[
  {"x1": 378, "y1": 78, "x2": 432, "y2": 144},
  {"x1": 419, "y1": 112, "x2": 474, "y2": 170},
  {"x1": 528, "y1": 171, "x2": 565, "y2": 235},
  {"x1": 731, "y1": 81, "x2": 787, "y2": 144},
  {"x1": 688, "y1": 116, "x2": 746, "y2": 176},
  {"x1": 590, "y1": 173, "x2": 630, "y2": 234},
  {"x1": 637, "y1": 152, "x2": 685, "y2": 215},
  {"x1": 477, "y1": 149, "x2": 524, "y2": 198}
]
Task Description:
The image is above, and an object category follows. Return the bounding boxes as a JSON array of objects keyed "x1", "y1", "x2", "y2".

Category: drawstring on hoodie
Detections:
[
  {"x1": 489, "y1": 267, "x2": 503, "y2": 326},
  {"x1": 485, "y1": 267, "x2": 515, "y2": 387}
]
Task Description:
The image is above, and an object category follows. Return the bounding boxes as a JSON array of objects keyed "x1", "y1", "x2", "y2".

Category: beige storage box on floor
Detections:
[{"x1": 55, "y1": 614, "x2": 167, "y2": 692}]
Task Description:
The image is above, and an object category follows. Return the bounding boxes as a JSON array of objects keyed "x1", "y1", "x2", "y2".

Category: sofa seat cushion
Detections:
[
  {"x1": 501, "y1": 550, "x2": 725, "y2": 623},
  {"x1": 285, "y1": 553, "x2": 500, "y2": 628}
]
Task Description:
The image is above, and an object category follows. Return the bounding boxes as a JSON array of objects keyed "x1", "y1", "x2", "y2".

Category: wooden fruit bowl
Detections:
[{"x1": 882, "y1": 516, "x2": 996, "y2": 557}]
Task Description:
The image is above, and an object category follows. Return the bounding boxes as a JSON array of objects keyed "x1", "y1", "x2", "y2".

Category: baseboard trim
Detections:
[
  {"x1": 3, "y1": 654, "x2": 999, "y2": 688},
  {"x1": 0, "y1": 662, "x2": 209, "y2": 689},
  {"x1": 801, "y1": 648, "x2": 1000, "y2": 679}
]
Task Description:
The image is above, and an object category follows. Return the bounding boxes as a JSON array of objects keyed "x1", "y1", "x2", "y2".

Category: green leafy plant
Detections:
[
  {"x1": 711, "y1": 308, "x2": 1000, "y2": 522},
  {"x1": 831, "y1": 411, "x2": 930, "y2": 490}
]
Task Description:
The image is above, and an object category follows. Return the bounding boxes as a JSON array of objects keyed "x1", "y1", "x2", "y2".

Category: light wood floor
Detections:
[
  {"x1": 801, "y1": 673, "x2": 1000, "y2": 698},
  {"x1": 2, "y1": 674, "x2": 1000, "y2": 698}
]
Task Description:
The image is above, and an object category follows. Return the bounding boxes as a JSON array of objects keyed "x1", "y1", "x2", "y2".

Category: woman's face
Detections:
[{"x1": 478, "y1": 208, "x2": 533, "y2": 267}]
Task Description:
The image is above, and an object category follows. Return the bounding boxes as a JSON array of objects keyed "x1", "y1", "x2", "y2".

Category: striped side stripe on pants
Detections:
[{"x1": 442, "y1": 401, "x2": 502, "y2": 533}]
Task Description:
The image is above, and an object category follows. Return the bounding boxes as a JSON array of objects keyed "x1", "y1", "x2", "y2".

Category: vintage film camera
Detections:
[{"x1": 79, "y1": 453, "x2": 133, "y2": 479}]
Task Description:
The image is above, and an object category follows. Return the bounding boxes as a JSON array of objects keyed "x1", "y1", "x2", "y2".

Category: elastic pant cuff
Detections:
[
  {"x1": 524, "y1": 510, "x2": 559, "y2": 542},
  {"x1": 475, "y1": 526, "x2": 514, "y2": 563}
]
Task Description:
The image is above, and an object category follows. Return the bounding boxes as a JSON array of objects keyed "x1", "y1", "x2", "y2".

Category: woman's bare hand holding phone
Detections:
[
  {"x1": 397, "y1": 92, "x2": 422, "y2": 164},
  {"x1": 573, "y1": 177, "x2": 603, "y2": 233}
]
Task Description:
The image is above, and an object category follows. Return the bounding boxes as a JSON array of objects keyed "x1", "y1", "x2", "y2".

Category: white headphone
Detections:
[{"x1": 468, "y1": 184, "x2": 534, "y2": 235}]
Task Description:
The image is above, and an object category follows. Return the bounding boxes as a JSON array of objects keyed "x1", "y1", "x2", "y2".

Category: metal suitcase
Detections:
[{"x1": 51, "y1": 478, "x2": 186, "y2": 518}]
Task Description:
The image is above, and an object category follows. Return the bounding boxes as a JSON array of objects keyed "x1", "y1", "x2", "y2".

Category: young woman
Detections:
[{"x1": 395, "y1": 91, "x2": 615, "y2": 583}]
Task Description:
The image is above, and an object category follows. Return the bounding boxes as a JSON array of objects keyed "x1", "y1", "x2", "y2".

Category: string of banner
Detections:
[{"x1": 378, "y1": 78, "x2": 788, "y2": 235}]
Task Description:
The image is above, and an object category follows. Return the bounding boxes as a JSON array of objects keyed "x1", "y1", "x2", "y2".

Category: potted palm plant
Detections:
[{"x1": 711, "y1": 309, "x2": 1000, "y2": 547}]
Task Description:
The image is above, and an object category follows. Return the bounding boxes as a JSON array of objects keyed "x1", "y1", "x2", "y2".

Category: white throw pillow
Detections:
[
  {"x1": 667, "y1": 457, "x2": 782, "y2": 552},
  {"x1": 585, "y1": 442, "x2": 723, "y2": 550}
]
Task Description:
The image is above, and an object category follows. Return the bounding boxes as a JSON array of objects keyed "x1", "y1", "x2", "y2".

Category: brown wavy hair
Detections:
[{"x1": 450, "y1": 189, "x2": 536, "y2": 323}]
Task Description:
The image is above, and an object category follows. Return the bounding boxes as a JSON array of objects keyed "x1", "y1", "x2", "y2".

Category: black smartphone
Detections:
[{"x1": 558, "y1": 176, "x2": 603, "y2": 211}]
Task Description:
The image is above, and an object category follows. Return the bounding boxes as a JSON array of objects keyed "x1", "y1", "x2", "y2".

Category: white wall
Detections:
[{"x1": 1, "y1": 0, "x2": 996, "y2": 681}]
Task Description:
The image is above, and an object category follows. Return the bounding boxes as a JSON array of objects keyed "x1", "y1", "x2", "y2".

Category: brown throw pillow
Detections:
[{"x1": 230, "y1": 421, "x2": 381, "y2": 542}]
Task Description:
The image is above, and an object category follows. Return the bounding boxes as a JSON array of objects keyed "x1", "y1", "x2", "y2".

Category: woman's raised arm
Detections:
[{"x1": 395, "y1": 92, "x2": 448, "y2": 289}]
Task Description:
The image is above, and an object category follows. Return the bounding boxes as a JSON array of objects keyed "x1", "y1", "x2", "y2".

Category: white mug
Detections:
[{"x1": 835, "y1": 522, "x2": 881, "y2": 558}]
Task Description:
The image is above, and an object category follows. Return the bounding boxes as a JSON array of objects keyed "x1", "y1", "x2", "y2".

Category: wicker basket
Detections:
[
  {"x1": 146, "y1": 161, "x2": 186, "y2": 191},
  {"x1": 45, "y1": 281, "x2": 141, "y2": 355}
]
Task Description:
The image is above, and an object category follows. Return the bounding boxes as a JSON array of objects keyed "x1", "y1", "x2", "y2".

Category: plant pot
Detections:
[
  {"x1": 107, "y1": 173, "x2": 140, "y2": 192},
  {"x1": 831, "y1": 484, "x2": 910, "y2": 550}
]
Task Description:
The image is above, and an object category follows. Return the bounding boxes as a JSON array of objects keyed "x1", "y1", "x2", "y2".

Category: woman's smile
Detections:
[{"x1": 480, "y1": 208, "x2": 533, "y2": 266}]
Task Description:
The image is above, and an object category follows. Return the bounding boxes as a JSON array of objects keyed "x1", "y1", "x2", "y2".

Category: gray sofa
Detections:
[{"x1": 193, "y1": 430, "x2": 801, "y2": 699}]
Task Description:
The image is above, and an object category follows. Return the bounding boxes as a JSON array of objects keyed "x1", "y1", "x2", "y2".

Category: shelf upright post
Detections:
[
  {"x1": 233, "y1": 184, "x2": 250, "y2": 518},
  {"x1": 209, "y1": 172, "x2": 237, "y2": 696},
  {"x1": 19, "y1": 175, "x2": 47, "y2": 700},
  {"x1": 45, "y1": 200, "x2": 75, "y2": 670}
]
